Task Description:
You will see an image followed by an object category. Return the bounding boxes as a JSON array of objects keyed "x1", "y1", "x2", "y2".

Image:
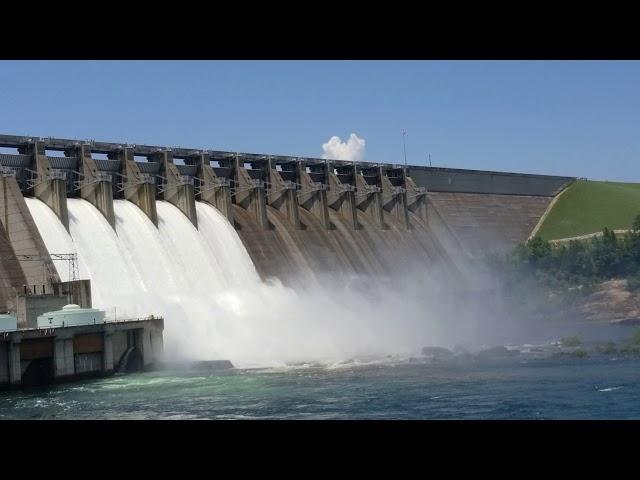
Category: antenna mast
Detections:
[{"x1": 402, "y1": 129, "x2": 407, "y2": 168}]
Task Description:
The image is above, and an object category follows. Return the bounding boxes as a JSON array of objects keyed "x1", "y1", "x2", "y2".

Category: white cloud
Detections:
[{"x1": 321, "y1": 133, "x2": 365, "y2": 162}]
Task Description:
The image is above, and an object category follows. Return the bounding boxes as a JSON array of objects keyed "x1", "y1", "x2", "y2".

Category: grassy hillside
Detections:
[{"x1": 537, "y1": 180, "x2": 640, "y2": 240}]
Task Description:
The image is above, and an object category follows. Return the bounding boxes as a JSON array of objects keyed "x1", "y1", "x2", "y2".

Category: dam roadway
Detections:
[{"x1": 0, "y1": 133, "x2": 575, "y2": 316}]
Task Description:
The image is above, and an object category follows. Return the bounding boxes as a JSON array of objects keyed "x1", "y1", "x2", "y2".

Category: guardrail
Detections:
[
  {"x1": 0, "y1": 315, "x2": 162, "y2": 334},
  {"x1": 106, "y1": 314, "x2": 162, "y2": 323}
]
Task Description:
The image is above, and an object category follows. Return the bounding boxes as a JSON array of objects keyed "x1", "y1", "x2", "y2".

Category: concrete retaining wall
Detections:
[
  {"x1": 409, "y1": 166, "x2": 573, "y2": 196},
  {"x1": 426, "y1": 191, "x2": 552, "y2": 258},
  {"x1": 0, "y1": 175, "x2": 60, "y2": 312}
]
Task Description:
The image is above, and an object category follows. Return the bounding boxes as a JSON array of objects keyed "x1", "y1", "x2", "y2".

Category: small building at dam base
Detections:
[
  {"x1": 0, "y1": 315, "x2": 164, "y2": 388},
  {"x1": 0, "y1": 280, "x2": 164, "y2": 388}
]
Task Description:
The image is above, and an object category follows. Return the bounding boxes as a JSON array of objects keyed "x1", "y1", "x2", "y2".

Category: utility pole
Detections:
[
  {"x1": 402, "y1": 129, "x2": 407, "y2": 168},
  {"x1": 14, "y1": 252, "x2": 78, "y2": 303}
]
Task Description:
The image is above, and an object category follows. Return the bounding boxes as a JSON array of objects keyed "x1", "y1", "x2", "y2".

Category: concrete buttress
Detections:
[
  {"x1": 155, "y1": 150, "x2": 198, "y2": 228},
  {"x1": 234, "y1": 159, "x2": 269, "y2": 230},
  {"x1": 78, "y1": 144, "x2": 116, "y2": 230},
  {"x1": 23, "y1": 140, "x2": 69, "y2": 231},
  {"x1": 118, "y1": 147, "x2": 158, "y2": 226},
  {"x1": 195, "y1": 153, "x2": 234, "y2": 224},
  {"x1": 296, "y1": 161, "x2": 330, "y2": 230}
]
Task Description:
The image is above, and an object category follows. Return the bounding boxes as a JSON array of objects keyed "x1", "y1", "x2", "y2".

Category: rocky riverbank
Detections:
[
  {"x1": 420, "y1": 327, "x2": 640, "y2": 365},
  {"x1": 570, "y1": 279, "x2": 640, "y2": 325}
]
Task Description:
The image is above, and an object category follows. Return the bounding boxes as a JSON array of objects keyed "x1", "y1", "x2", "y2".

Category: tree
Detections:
[
  {"x1": 632, "y1": 213, "x2": 640, "y2": 233},
  {"x1": 526, "y1": 236, "x2": 551, "y2": 265},
  {"x1": 591, "y1": 228, "x2": 620, "y2": 278}
]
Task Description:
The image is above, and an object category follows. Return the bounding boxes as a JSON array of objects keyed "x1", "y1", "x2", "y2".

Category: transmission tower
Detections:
[
  {"x1": 50, "y1": 253, "x2": 79, "y2": 282},
  {"x1": 15, "y1": 252, "x2": 79, "y2": 282}
]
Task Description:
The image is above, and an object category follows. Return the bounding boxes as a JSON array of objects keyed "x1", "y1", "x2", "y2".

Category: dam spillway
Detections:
[
  {"x1": 0, "y1": 133, "x2": 576, "y2": 366},
  {"x1": 25, "y1": 197, "x2": 268, "y2": 364},
  {"x1": 23, "y1": 197, "x2": 448, "y2": 366}
]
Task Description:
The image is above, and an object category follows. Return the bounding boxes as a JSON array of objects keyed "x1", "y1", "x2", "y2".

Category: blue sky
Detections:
[{"x1": 0, "y1": 60, "x2": 638, "y2": 181}]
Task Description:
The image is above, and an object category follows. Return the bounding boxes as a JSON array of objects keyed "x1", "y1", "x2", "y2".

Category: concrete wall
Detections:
[
  {"x1": 426, "y1": 192, "x2": 552, "y2": 258},
  {"x1": 53, "y1": 337, "x2": 74, "y2": 378},
  {"x1": 74, "y1": 352, "x2": 103, "y2": 374},
  {"x1": 0, "y1": 175, "x2": 60, "y2": 312},
  {"x1": 0, "y1": 231, "x2": 27, "y2": 314},
  {"x1": 15, "y1": 294, "x2": 69, "y2": 328},
  {"x1": 409, "y1": 166, "x2": 573, "y2": 196},
  {"x1": 52, "y1": 280, "x2": 92, "y2": 308}
]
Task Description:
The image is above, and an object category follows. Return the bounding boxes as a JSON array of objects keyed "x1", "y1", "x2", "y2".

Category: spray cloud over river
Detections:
[{"x1": 25, "y1": 198, "x2": 531, "y2": 368}]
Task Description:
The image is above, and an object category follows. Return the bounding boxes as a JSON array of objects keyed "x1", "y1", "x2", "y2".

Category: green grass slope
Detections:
[{"x1": 537, "y1": 180, "x2": 640, "y2": 240}]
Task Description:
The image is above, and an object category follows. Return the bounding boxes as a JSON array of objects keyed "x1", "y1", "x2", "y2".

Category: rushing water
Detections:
[
  {"x1": 2, "y1": 355, "x2": 640, "y2": 419},
  {"x1": 24, "y1": 198, "x2": 443, "y2": 367}
]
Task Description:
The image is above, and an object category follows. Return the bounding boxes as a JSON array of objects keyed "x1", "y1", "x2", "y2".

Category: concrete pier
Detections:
[
  {"x1": 355, "y1": 166, "x2": 386, "y2": 229},
  {"x1": 195, "y1": 153, "x2": 234, "y2": 223},
  {"x1": 78, "y1": 143, "x2": 116, "y2": 229},
  {"x1": 405, "y1": 174, "x2": 428, "y2": 222},
  {"x1": 297, "y1": 160, "x2": 330, "y2": 230},
  {"x1": 53, "y1": 335, "x2": 75, "y2": 379},
  {"x1": 21, "y1": 140, "x2": 70, "y2": 231},
  {"x1": 267, "y1": 158, "x2": 301, "y2": 229},
  {"x1": 327, "y1": 164, "x2": 359, "y2": 229},
  {"x1": 0, "y1": 341, "x2": 23, "y2": 386},
  {"x1": 117, "y1": 146, "x2": 158, "y2": 226},
  {"x1": 235, "y1": 158, "x2": 269, "y2": 230},
  {"x1": 380, "y1": 166, "x2": 410, "y2": 229},
  {"x1": 9, "y1": 342, "x2": 21, "y2": 385},
  {"x1": 155, "y1": 150, "x2": 198, "y2": 228}
]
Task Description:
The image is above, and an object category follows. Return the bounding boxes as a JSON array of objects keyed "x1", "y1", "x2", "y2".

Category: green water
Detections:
[{"x1": 2, "y1": 355, "x2": 640, "y2": 419}]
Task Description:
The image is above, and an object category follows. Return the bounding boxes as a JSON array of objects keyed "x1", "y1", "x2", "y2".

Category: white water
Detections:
[{"x1": 25, "y1": 198, "x2": 442, "y2": 367}]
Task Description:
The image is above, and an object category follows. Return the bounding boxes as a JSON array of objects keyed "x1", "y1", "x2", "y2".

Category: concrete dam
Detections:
[{"x1": 0, "y1": 134, "x2": 574, "y2": 365}]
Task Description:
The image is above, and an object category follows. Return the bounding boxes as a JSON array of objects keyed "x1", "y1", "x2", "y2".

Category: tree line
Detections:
[{"x1": 492, "y1": 214, "x2": 640, "y2": 291}]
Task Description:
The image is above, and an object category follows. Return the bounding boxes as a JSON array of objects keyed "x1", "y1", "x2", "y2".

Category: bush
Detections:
[
  {"x1": 627, "y1": 274, "x2": 640, "y2": 292},
  {"x1": 593, "y1": 341, "x2": 617, "y2": 354},
  {"x1": 602, "y1": 341, "x2": 617, "y2": 354},
  {"x1": 620, "y1": 344, "x2": 640, "y2": 355},
  {"x1": 561, "y1": 335, "x2": 582, "y2": 347},
  {"x1": 572, "y1": 348, "x2": 588, "y2": 358}
]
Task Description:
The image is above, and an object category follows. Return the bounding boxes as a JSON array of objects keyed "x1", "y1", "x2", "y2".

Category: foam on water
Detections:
[{"x1": 25, "y1": 198, "x2": 439, "y2": 367}]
